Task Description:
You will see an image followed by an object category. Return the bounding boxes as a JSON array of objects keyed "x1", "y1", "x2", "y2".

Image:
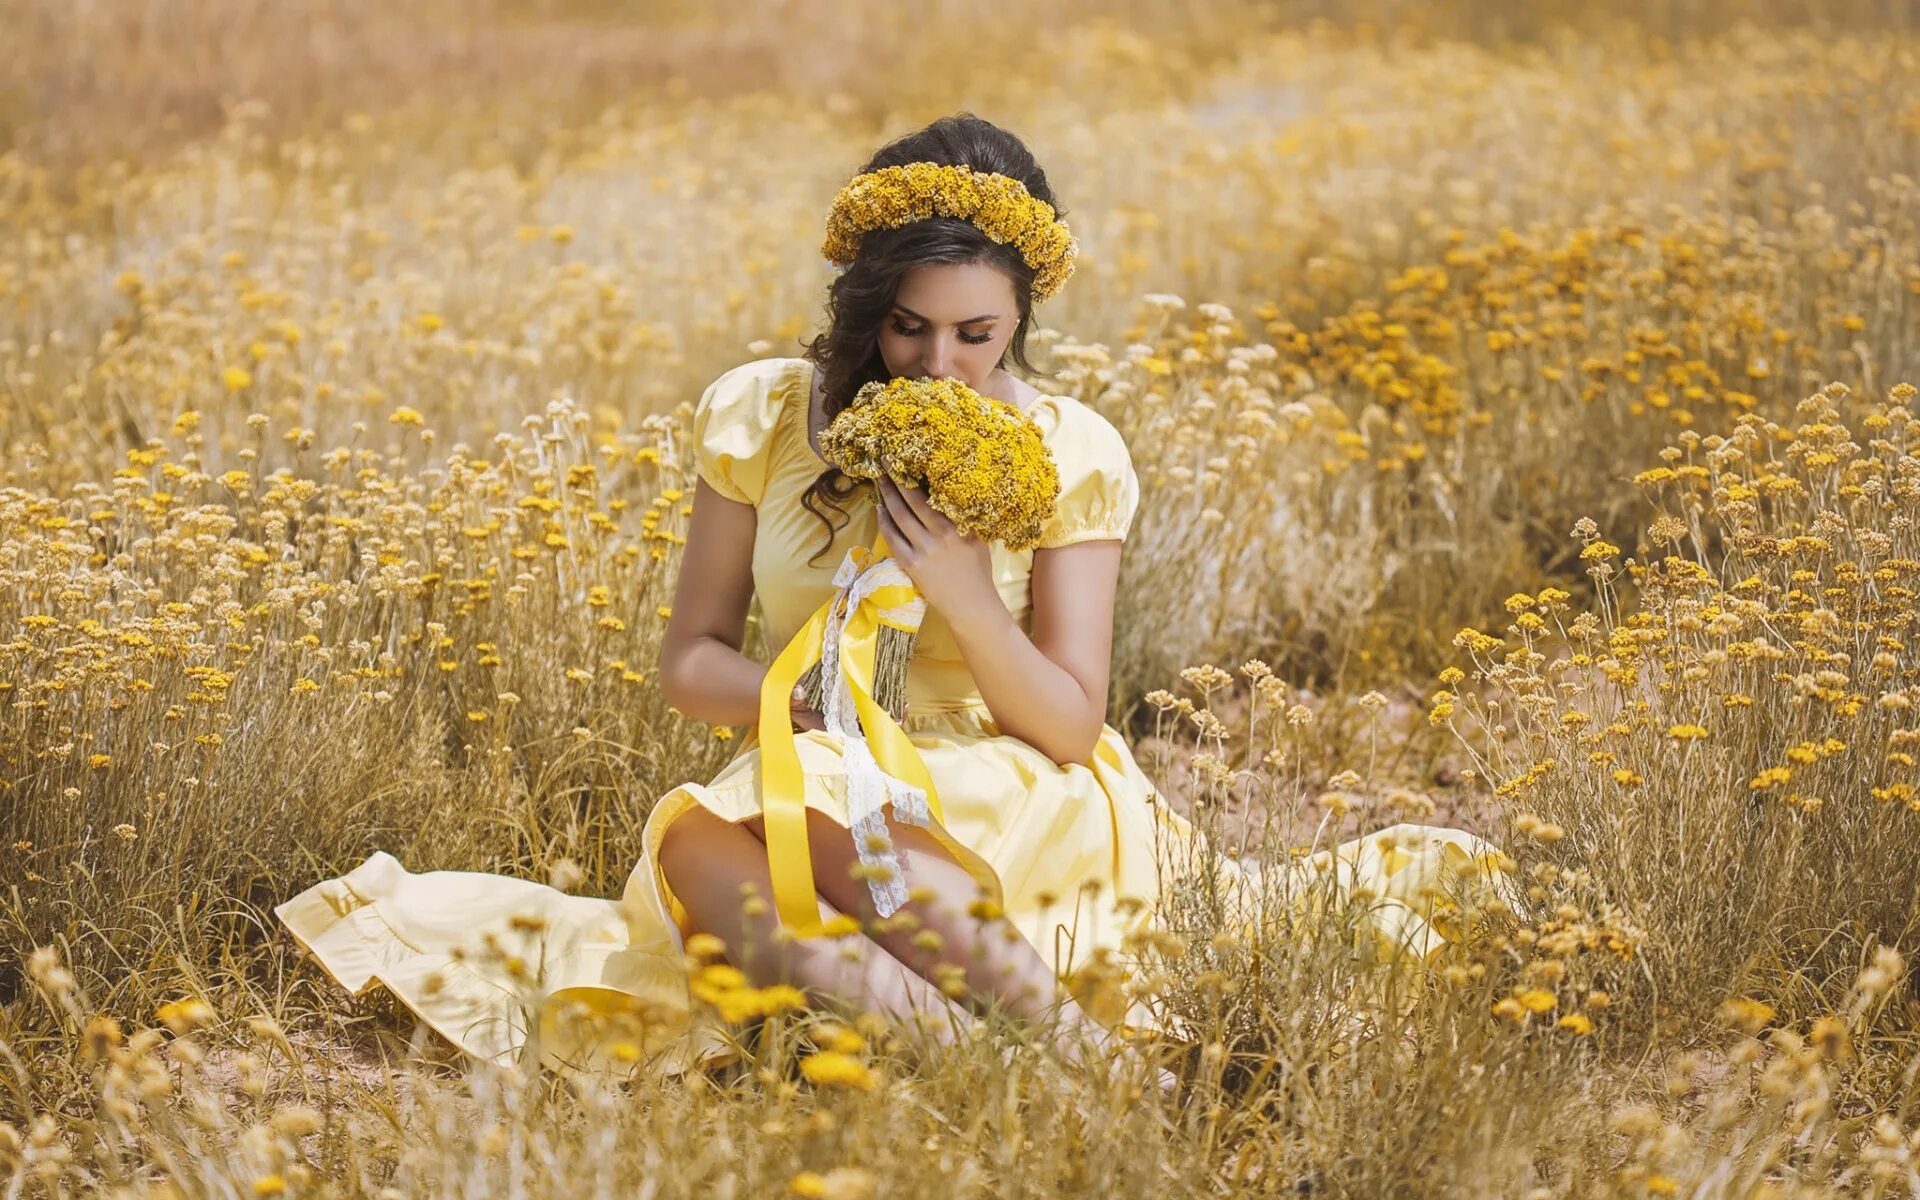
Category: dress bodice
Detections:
[{"x1": 690, "y1": 357, "x2": 1140, "y2": 714}]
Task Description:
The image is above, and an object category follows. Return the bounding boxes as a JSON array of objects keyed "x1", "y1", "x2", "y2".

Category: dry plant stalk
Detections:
[
  {"x1": 3, "y1": 3, "x2": 1920, "y2": 1194},
  {"x1": 795, "y1": 625, "x2": 916, "y2": 725}
]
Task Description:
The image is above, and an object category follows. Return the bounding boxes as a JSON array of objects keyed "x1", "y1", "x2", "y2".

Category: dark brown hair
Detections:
[{"x1": 797, "y1": 113, "x2": 1065, "y2": 566}]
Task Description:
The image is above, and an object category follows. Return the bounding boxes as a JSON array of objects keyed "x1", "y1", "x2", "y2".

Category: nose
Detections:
[{"x1": 923, "y1": 334, "x2": 955, "y2": 381}]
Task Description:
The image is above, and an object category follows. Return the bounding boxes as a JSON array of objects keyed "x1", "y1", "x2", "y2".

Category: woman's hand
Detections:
[
  {"x1": 790, "y1": 683, "x2": 826, "y2": 733},
  {"x1": 874, "y1": 477, "x2": 1003, "y2": 633},
  {"x1": 789, "y1": 682, "x2": 908, "y2": 732}
]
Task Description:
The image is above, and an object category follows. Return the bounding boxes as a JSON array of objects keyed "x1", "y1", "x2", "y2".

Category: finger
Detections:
[
  {"x1": 875, "y1": 486, "x2": 916, "y2": 556},
  {"x1": 878, "y1": 476, "x2": 929, "y2": 541},
  {"x1": 895, "y1": 480, "x2": 944, "y2": 527},
  {"x1": 897, "y1": 480, "x2": 967, "y2": 543}
]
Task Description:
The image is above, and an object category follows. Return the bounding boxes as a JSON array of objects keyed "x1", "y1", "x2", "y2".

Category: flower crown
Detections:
[{"x1": 821, "y1": 162, "x2": 1079, "y2": 302}]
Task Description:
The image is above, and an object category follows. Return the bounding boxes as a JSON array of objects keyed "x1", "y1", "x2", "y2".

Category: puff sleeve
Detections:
[
  {"x1": 689, "y1": 358, "x2": 797, "y2": 506},
  {"x1": 1035, "y1": 401, "x2": 1142, "y2": 548}
]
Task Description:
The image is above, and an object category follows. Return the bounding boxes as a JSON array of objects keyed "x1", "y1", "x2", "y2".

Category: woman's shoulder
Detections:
[
  {"x1": 691, "y1": 357, "x2": 812, "y2": 505},
  {"x1": 1036, "y1": 391, "x2": 1136, "y2": 545},
  {"x1": 1025, "y1": 389, "x2": 1141, "y2": 547},
  {"x1": 1024, "y1": 390, "x2": 1133, "y2": 468},
  {"x1": 698, "y1": 356, "x2": 812, "y2": 420}
]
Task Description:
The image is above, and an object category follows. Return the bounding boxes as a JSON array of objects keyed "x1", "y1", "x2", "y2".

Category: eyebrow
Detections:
[{"x1": 893, "y1": 304, "x2": 1001, "y2": 325}]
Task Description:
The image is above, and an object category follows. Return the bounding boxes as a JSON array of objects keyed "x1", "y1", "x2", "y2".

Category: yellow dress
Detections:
[{"x1": 276, "y1": 356, "x2": 1510, "y2": 1075}]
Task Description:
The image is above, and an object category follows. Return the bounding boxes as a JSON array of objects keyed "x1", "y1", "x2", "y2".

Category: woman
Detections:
[{"x1": 277, "y1": 114, "x2": 1504, "y2": 1082}]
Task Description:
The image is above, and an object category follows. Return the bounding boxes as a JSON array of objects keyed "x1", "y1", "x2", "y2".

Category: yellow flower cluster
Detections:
[
  {"x1": 821, "y1": 163, "x2": 1079, "y2": 301},
  {"x1": 818, "y1": 376, "x2": 1060, "y2": 551},
  {"x1": 688, "y1": 961, "x2": 809, "y2": 1025},
  {"x1": 10, "y1": 7, "x2": 1920, "y2": 1192},
  {"x1": 797, "y1": 1049, "x2": 878, "y2": 1090},
  {"x1": 1439, "y1": 382, "x2": 1920, "y2": 1027}
]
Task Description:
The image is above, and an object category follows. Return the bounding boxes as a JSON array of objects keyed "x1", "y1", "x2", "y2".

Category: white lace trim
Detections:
[{"x1": 819, "y1": 549, "x2": 929, "y2": 917}]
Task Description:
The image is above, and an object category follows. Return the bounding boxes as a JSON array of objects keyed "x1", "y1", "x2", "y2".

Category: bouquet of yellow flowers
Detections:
[
  {"x1": 757, "y1": 376, "x2": 1059, "y2": 932},
  {"x1": 797, "y1": 376, "x2": 1060, "y2": 722}
]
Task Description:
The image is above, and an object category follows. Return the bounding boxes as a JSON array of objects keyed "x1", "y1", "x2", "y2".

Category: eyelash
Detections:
[{"x1": 890, "y1": 319, "x2": 993, "y2": 345}]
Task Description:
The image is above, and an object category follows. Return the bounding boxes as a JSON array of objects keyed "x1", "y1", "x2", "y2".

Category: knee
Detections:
[{"x1": 656, "y1": 808, "x2": 733, "y2": 893}]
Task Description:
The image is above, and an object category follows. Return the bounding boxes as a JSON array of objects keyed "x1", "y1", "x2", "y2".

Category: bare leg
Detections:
[
  {"x1": 656, "y1": 807, "x2": 972, "y2": 1040},
  {"x1": 798, "y1": 811, "x2": 1160, "y2": 1080}
]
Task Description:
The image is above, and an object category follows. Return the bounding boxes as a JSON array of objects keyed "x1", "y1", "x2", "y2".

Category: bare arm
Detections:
[
  {"x1": 948, "y1": 539, "x2": 1120, "y2": 768},
  {"x1": 656, "y1": 478, "x2": 770, "y2": 727},
  {"x1": 874, "y1": 475, "x2": 1120, "y2": 767}
]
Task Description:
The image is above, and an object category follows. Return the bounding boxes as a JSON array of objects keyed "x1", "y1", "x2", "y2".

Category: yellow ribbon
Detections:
[{"x1": 758, "y1": 531, "x2": 946, "y2": 937}]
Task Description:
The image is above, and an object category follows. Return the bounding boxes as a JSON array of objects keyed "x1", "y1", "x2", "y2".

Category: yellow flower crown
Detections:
[{"x1": 821, "y1": 162, "x2": 1079, "y2": 302}]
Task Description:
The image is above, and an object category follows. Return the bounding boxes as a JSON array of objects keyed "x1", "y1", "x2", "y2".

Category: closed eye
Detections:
[{"x1": 890, "y1": 318, "x2": 993, "y2": 345}]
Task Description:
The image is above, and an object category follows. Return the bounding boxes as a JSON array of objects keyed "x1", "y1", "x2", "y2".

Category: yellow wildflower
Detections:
[
  {"x1": 818, "y1": 1024, "x2": 867, "y2": 1054},
  {"x1": 1717, "y1": 997, "x2": 1776, "y2": 1033},
  {"x1": 1516, "y1": 988, "x2": 1558, "y2": 1013},
  {"x1": 799, "y1": 1050, "x2": 877, "y2": 1090},
  {"x1": 966, "y1": 897, "x2": 1004, "y2": 921},
  {"x1": 790, "y1": 1173, "x2": 828, "y2": 1199},
  {"x1": 157, "y1": 997, "x2": 214, "y2": 1033},
  {"x1": 693, "y1": 963, "x2": 747, "y2": 992}
]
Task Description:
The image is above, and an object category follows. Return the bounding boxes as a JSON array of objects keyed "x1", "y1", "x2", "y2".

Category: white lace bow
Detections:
[{"x1": 818, "y1": 549, "x2": 929, "y2": 917}]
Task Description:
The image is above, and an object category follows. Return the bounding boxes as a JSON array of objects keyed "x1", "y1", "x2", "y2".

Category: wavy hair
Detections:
[{"x1": 797, "y1": 113, "x2": 1065, "y2": 566}]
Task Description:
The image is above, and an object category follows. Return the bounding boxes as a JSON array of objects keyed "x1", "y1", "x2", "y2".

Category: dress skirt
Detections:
[{"x1": 276, "y1": 704, "x2": 1508, "y2": 1077}]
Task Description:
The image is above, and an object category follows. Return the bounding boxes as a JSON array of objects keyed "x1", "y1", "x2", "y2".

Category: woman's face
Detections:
[{"x1": 875, "y1": 261, "x2": 1022, "y2": 389}]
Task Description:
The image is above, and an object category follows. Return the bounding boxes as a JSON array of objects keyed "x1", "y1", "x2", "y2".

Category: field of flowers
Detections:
[{"x1": 4, "y1": 0, "x2": 1920, "y2": 1195}]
